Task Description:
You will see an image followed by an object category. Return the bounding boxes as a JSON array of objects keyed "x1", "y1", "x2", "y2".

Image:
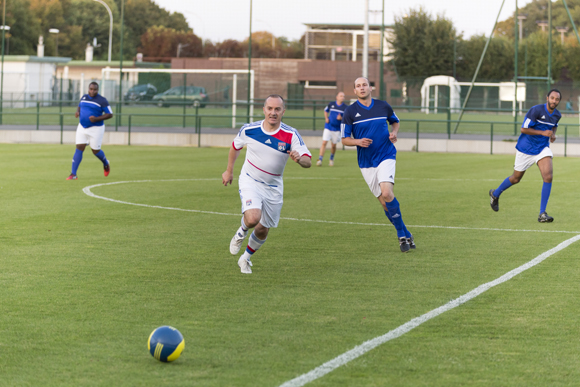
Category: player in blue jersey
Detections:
[
  {"x1": 67, "y1": 82, "x2": 113, "y2": 180},
  {"x1": 489, "y1": 89, "x2": 562, "y2": 222},
  {"x1": 222, "y1": 95, "x2": 312, "y2": 274},
  {"x1": 341, "y1": 77, "x2": 414, "y2": 252},
  {"x1": 317, "y1": 91, "x2": 347, "y2": 166}
]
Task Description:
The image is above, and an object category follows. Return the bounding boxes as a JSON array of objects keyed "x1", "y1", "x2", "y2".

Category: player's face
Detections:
[
  {"x1": 354, "y1": 78, "x2": 371, "y2": 100},
  {"x1": 547, "y1": 92, "x2": 561, "y2": 111},
  {"x1": 336, "y1": 92, "x2": 345, "y2": 104},
  {"x1": 88, "y1": 84, "x2": 99, "y2": 97},
  {"x1": 263, "y1": 97, "x2": 285, "y2": 126}
]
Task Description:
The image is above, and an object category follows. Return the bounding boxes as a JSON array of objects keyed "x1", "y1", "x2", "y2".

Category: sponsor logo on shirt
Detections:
[
  {"x1": 246, "y1": 199, "x2": 252, "y2": 206},
  {"x1": 265, "y1": 139, "x2": 272, "y2": 144},
  {"x1": 278, "y1": 142, "x2": 287, "y2": 151},
  {"x1": 541, "y1": 115, "x2": 546, "y2": 119},
  {"x1": 355, "y1": 113, "x2": 361, "y2": 117}
]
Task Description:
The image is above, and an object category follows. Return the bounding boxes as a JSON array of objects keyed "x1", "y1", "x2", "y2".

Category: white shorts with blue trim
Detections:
[
  {"x1": 514, "y1": 147, "x2": 553, "y2": 172},
  {"x1": 238, "y1": 173, "x2": 283, "y2": 229},
  {"x1": 75, "y1": 123, "x2": 105, "y2": 150},
  {"x1": 322, "y1": 129, "x2": 341, "y2": 144},
  {"x1": 360, "y1": 158, "x2": 396, "y2": 197}
]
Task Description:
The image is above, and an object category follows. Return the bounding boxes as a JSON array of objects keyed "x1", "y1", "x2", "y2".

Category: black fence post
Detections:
[
  {"x1": 490, "y1": 123, "x2": 494, "y2": 155},
  {"x1": 416, "y1": 121, "x2": 419, "y2": 152}
]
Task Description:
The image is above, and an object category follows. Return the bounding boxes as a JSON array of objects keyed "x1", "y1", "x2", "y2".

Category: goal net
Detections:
[{"x1": 99, "y1": 68, "x2": 255, "y2": 128}]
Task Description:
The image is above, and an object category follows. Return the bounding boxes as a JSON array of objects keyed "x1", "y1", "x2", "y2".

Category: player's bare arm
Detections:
[
  {"x1": 342, "y1": 137, "x2": 373, "y2": 148},
  {"x1": 287, "y1": 150, "x2": 311, "y2": 168},
  {"x1": 520, "y1": 127, "x2": 553, "y2": 138},
  {"x1": 75, "y1": 106, "x2": 80, "y2": 118},
  {"x1": 89, "y1": 113, "x2": 113, "y2": 123},
  {"x1": 324, "y1": 111, "x2": 329, "y2": 124},
  {"x1": 222, "y1": 146, "x2": 241, "y2": 186},
  {"x1": 389, "y1": 122, "x2": 400, "y2": 143},
  {"x1": 550, "y1": 127, "x2": 557, "y2": 143}
]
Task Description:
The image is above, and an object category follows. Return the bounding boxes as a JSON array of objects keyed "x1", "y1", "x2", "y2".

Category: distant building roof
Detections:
[
  {"x1": 2, "y1": 55, "x2": 71, "y2": 63},
  {"x1": 303, "y1": 23, "x2": 394, "y2": 30}
]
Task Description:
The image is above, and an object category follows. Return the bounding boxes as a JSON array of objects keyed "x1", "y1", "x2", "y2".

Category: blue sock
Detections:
[
  {"x1": 71, "y1": 148, "x2": 83, "y2": 175},
  {"x1": 318, "y1": 155, "x2": 323, "y2": 161},
  {"x1": 384, "y1": 198, "x2": 407, "y2": 238},
  {"x1": 94, "y1": 150, "x2": 109, "y2": 166},
  {"x1": 493, "y1": 177, "x2": 513, "y2": 198},
  {"x1": 385, "y1": 209, "x2": 411, "y2": 238},
  {"x1": 540, "y1": 182, "x2": 552, "y2": 214},
  {"x1": 330, "y1": 153, "x2": 335, "y2": 161}
]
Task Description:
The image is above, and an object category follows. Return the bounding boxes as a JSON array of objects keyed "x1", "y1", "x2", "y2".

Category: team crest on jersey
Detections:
[
  {"x1": 246, "y1": 199, "x2": 252, "y2": 206},
  {"x1": 278, "y1": 142, "x2": 287, "y2": 151}
]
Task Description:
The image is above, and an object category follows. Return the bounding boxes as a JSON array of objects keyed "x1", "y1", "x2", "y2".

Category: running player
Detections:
[
  {"x1": 489, "y1": 89, "x2": 562, "y2": 222},
  {"x1": 67, "y1": 82, "x2": 113, "y2": 180},
  {"x1": 341, "y1": 77, "x2": 414, "y2": 252},
  {"x1": 222, "y1": 95, "x2": 312, "y2": 274},
  {"x1": 317, "y1": 91, "x2": 347, "y2": 166}
]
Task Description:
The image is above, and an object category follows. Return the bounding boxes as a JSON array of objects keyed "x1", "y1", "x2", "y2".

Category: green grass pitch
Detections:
[{"x1": 1, "y1": 143, "x2": 580, "y2": 386}]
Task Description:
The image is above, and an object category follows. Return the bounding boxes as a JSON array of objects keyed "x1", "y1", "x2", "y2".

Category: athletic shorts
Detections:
[
  {"x1": 514, "y1": 147, "x2": 553, "y2": 172},
  {"x1": 322, "y1": 129, "x2": 341, "y2": 144},
  {"x1": 360, "y1": 158, "x2": 396, "y2": 197},
  {"x1": 75, "y1": 123, "x2": 105, "y2": 150},
  {"x1": 238, "y1": 173, "x2": 283, "y2": 229}
]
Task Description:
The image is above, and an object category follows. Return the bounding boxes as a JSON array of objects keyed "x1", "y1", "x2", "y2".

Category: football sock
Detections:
[
  {"x1": 540, "y1": 182, "x2": 552, "y2": 214},
  {"x1": 385, "y1": 198, "x2": 407, "y2": 238},
  {"x1": 245, "y1": 232, "x2": 267, "y2": 256},
  {"x1": 71, "y1": 148, "x2": 83, "y2": 175},
  {"x1": 94, "y1": 150, "x2": 109, "y2": 166},
  {"x1": 386, "y1": 209, "x2": 412, "y2": 238},
  {"x1": 318, "y1": 155, "x2": 323, "y2": 161},
  {"x1": 330, "y1": 153, "x2": 335, "y2": 161},
  {"x1": 493, "y1": 177, "x2": 513, "y2": 198},
  {"x1": 240, "y1": 217, "x2": 249, "y2": 233}
]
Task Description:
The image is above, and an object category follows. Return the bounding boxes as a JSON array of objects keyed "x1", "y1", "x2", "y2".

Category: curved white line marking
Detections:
[
  {"x1": 279, "y1": 234, "x2": 580, "y2": 387},
  {"x1": 82, "y1": 180, "x2": 580, "y2": 234}
]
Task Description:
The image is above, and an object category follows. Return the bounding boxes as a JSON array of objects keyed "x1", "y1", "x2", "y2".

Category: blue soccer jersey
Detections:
[
  {"x1": 324, "y1": 101, "x2": 347, "y2": 131},
  {"x1": 78, "y1": 94, "x2": 113, "y2": 128},
  {"x1": 341, "y1": 99, "x2": 400, "y2": 168},
  {"x1": 516, "y1": 103, "x2": 561, "y2": 155}
]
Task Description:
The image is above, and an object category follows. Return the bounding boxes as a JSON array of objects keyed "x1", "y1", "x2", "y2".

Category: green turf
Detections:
[{"x1": 1, "y1": 144, "x2": 580, "y2": 386}]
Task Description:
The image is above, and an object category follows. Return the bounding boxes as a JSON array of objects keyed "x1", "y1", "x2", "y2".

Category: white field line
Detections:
[
  {"x1": 279, "y1": 233, "x2": 580, "y2": 387},
  {"x1": 82, "y1": 180, "x2": 580, "y2": 235}
]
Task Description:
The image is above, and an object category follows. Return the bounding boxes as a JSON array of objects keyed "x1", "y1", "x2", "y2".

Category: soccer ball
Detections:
[{"x1": 148, "y1": 326, "x2": 185, "y2": 362}]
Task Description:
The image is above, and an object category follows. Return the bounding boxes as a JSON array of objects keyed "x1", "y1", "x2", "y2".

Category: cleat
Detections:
[
  {"x1": 399, "y1": 237, "x2": 410, "y2": 253},
  {"x1": 229, "y1": 230, "x2": 247, "y2": 255},
  {"x1": 316, "y1": 159, "x2": 322, "y2": 166},
  {"x1": 66, "y1": 174, "x2": 78, "y2": 180},
  {"x1": 538, "y1": 212, "x2": 554, "y2": 223},
  {"x1": 489, "y1": 189, "x2": 499, "y2": 212},
  {"x1": 407, "y1": 234, "x2": 416, "y2": 249},
  {"x1": 329, "y1": 160, "x2": 334, "y2": 166},
  {"x1": 238, "y1": 256, "x2": 252, "y2": 274},
  {"x1": 104, "y1": 162, "x2": 110, "y2": 177}
]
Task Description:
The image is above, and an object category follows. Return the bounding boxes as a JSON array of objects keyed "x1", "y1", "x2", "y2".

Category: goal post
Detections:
[{"x1": 100, "y1": 68, "x2": 255, "y2": 128}]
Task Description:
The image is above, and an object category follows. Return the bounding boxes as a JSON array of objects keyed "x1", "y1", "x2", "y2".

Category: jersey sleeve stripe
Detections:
[
  {"x1": 232, "y1": 141, "x2": 243, "y2": 151},
  {"x1": 522, "y1": 118, "x2": 532, "y2": 128},
  {"x1": 353, "y1": 116, "x2": 388, "y2": 125}
]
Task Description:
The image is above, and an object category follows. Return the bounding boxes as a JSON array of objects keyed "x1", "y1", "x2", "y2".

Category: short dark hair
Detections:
[
  {"x1": 547, "y1": 88, "x2": 561, "y2": 98},
  {"x1": 264, "y1": 94, "x2": 285, "y2": 108},
  {"x1": 89, "y1": 81, "x2": 99, "y2": 89}
]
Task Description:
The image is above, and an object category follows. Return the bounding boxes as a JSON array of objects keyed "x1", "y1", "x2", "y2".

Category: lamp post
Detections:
[
  {"x1": 556, "y1": 26, "x2": 569, "y2": 44},
  {"x1": 49, "y1": 28, "x2": 59, "y2": 56},
  {"x1": 1, "y1": 0, "x2": 8, "y2": 126},
  {"x1": 517, "y1": 14, "x2": 527, "y2": 40},
  {"x1": 91, "y1": 0, "x2": 113, "y2": 62}
]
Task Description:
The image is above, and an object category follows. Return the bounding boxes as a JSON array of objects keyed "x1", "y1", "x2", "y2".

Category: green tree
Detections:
[
  {"x1": 456, "y1": 35, "x2": 514, "y2": 81},
  {"x1": 5, "y1": 0, "x2": 41, "y2": 55},
  {"x1": 138, "y1": 25, "x2": 201, "y2": 59},
  {"x1": 390, "y1": 7, "x2": 457, "y2": 83}
]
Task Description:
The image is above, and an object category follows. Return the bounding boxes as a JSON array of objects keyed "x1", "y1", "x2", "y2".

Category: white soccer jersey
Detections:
[{"x1": 233, "y1": 120, "x2": 311, "y2": 188}]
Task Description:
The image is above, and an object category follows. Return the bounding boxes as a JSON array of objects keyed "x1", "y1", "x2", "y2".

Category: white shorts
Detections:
[
  {"x1": 514, "y1": 147, "x2": 553, "y2": 172},
  {"x1": 322, "y1": 129, "x2": 341, "y2": 144},
  {"x1": 238, "y1": 173, "x2": 283, "y2": 229},
  {"x1": 76, "y1": 123, "x2": 105, "y2": 150},
  {"x1": 360, "y1": 158, "x2": 396, "y2": 197}
]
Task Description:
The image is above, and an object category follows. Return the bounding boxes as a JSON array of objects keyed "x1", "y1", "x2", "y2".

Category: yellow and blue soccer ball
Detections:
[{"x1": 148, "y1": 326, "x2": 185, "y2": 362}]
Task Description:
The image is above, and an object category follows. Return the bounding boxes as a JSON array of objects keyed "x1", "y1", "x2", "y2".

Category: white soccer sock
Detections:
[{"x1": 240, "y1": 217, "x2": 249, "y2": 233}]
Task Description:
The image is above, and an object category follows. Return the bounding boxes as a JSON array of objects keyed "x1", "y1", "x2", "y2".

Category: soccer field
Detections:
[{"x1": 2, "y1": 144, "x2": 580, "y2": 386}]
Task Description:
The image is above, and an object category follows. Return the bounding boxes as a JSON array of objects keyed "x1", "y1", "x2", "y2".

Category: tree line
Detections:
[
  {"x1": 391, "y1": 0, "x2": 580, "y2": 83},
  {"x1": 6, "y1": 0, "x2": 303, "y2": 61}
]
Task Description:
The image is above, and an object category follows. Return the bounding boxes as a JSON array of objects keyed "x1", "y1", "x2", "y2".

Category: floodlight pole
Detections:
[
  {"x1": 379, "y1": 0, "x2": 384, "y2": 100},
  {"x1": 362, "y1": 0, "x2": 369, "y2": 78},
  {"x1": 454, "y1": 0, "x2": 506, "y2": 134},
  {"x1": 91, "y1": 0, "x2": 113, "y2": 62},
  {"x1": 0, "y1": 0, "x2": 6, "y2": 125},
  {"x1": 116, "y1": 0, "x2": 124, "y2": 131},
  {"x1": 514, "y1": 0, "x2": 519, "y2": 134},
  {"x1": 247, "y1": 0, "x2": 252, "y2": 123},
  {"x1": 547, "y1": 0, "x2": 552, "y2": 91}
]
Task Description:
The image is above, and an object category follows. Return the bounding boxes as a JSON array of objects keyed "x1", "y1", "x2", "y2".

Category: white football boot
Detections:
[
  {"x1": 229, "y1": 228, "x2": 247, "y2": 255},
  {"x1": 238, "y1": 255, "x2": 253, "y2": 274}
]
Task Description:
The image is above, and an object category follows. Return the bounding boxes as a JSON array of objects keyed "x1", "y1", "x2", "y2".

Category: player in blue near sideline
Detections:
[
  {"x1": 317, "y1": 91, "x2": 347, "y2": 167},
  {"x1": 67, "y1": 82, "x2": 113, "y2": 180},
  {"x1": 489, "y1": 89, "x2": 562, "y2": 223},
  {"x1": 341, "y1": 77, "x2": 414, "y2": 252},
  {"x1": 222, "y1": 95, "x2": 312, "y2": 274}
]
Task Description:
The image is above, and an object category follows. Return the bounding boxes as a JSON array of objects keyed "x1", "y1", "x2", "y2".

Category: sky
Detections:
[{"x1": 153, "y1": 0, "x2": 535, "y2": 42}]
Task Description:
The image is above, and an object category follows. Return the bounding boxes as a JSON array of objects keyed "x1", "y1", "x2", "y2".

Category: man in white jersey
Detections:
[{"x1": 222, "y1": 95, "x2": 312, "y2": 274}]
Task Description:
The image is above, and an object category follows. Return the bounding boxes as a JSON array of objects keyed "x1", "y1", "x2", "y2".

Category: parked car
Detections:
[
  {"x1": 152, "y1": 86, "x2": 209, "y2": 108},
  {"x1": 124, "y1": 83, "x2": 158, "y2": 103}
]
